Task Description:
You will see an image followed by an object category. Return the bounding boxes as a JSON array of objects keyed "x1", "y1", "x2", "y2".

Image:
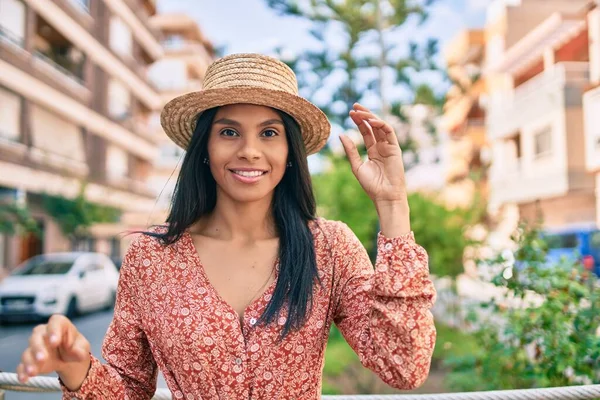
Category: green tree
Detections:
[
  {"x1": 0, "y1": 202, "x2": 40, "y2": 236},
  {"x1": 313, "y1": 155, "x2": 380, "y2": 256},
  {"x1": 266, "y1": 0, "x2": 443, "y2": 133},
  {"x1": 407, "y1": 192, "x2": 480, "y2": 279},
  {"x1": 41, "y1": 187, "x2": 121, "y2": 242},
  {"x1": 446, "y1": 223, "x2": 600, "y2": 391}
]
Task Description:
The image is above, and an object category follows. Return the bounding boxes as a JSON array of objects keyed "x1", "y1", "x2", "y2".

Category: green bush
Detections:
[{"x1": 446, "y1": 224, "x2": 600, "y2": 391}]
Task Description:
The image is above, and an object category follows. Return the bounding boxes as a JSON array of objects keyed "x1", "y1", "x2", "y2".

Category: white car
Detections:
[{"x1": 0, "y1": 252, "x2": 119, "y2": 323}]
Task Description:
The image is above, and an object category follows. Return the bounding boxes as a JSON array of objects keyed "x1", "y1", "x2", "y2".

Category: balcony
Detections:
[
  {"x1": 486, "y1": 62, "x2": 589, "y2": 140},
  {"x1": 106, "y1": 175, "x2": 156, "y2": 198},
  {"x1": 489, "y1": 159, "x2": 571, "y2": 207},
  {"x1": 32, "y1": 50, "x2": 88, "y2": 96},
  {"x1": 120, "y1": 0, "x2": 162, "y2": 41},
  {"x1": 28, "y1": 147, "x2": 89, "y2": 177},
  {"x1": 57, "y1": 0, "x2": 94, "y2": 31},
  {"x1": 0, "y1": 26, "x2": 91, "y2": 103},
  {"x1": 66, "y1": 0, "x2": 91, "y2": 15},
  {"x1": 583, "y1": 85, "x2": 600, "y2": 172},
  {"x1": 162, "y1": 39, "x2": 212, "y2": 60}
]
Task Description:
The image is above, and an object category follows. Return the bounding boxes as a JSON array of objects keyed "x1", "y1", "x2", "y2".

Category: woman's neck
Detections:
[{"x1": 193, "y1": 195, "x2": 277, "y2": 242}]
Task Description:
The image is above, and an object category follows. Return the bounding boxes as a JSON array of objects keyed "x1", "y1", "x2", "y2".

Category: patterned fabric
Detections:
[{"x1": 61, "y1": 218, "x2": 436, "y2": 399}]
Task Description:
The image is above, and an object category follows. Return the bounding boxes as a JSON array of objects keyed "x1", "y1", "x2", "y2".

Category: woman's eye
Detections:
[
  {"x1": 221, "y1": 129, "x2": 238, "y2": 137},
  {"x1": 262, "y1": 129, "x2": 278, "y2": 138}
]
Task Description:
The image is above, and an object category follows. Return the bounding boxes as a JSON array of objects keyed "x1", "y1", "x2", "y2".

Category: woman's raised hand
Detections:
[{"x1": 340, "y1": 103, "x2": 408, "y2": 204}]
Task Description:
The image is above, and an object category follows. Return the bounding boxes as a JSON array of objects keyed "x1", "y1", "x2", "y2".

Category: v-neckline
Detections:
[{"x1": 184, "y1": 230, "x2": 280, "y2": 327}]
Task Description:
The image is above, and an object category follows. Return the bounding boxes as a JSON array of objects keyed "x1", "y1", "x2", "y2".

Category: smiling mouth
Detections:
[{"x1": 230, "y1": 170, "x2": 268, "y2": 177}]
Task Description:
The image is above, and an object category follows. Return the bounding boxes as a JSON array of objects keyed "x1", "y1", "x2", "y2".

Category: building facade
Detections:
[
  {"x1": 484, "y1": 0, "x2": 598, "y2": 229},
  {"x1": 0, "y1": 0, "x2": 164, "y2": 272},
  {"x1": 139, "y1": 13, "x2": 215, "y2": 225},
  {"x1": 583, "y1": 3, "x2": 600, "y2": 228},
  {"x1": 442, "y1": 29, "x2": 488, "y2": 209}
]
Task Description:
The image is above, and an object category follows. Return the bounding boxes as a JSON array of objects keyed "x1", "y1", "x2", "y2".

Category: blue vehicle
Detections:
[{"x1": 541, "y1": 227, "x2": 600, "y2": 276}]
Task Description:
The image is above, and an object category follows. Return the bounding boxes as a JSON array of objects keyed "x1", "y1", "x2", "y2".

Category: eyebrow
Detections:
[{"x1": 213, "y1": 118, "x2": 284, "y2": 128}]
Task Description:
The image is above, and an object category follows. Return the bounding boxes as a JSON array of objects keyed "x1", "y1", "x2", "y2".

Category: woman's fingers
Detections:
[
  {"x1": 46, "y1": 314, "x2": 70, "y2": 348},
  {"x1": 351, "y1": 105, "x2": 397, "y2": 145},
  {"x1": 16, "y1": 362, "x2": 26, "y2": 383},
  {"x1": 339, "y1": 134, "x2": 362, "y2": 173},
  {"x1": 29, "y1": 325, "x2": 50, "y2": 366},
  {"x1": 349, "y1": 110, "x2": 376, "y2": 148},
  {"x1": 366, "y1": 118, "x2": 399, "y2": 146},
  {"x1": 45, "y1": 314, "x2": 88, "y2": 362},
  {"x1": 20, "y1": 347, "x2": 36, "y2": 381}
]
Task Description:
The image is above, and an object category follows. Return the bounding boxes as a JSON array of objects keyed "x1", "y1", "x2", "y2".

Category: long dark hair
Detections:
[{"x1": 145, "y1": 106, "x2": 321, "y2": 339}]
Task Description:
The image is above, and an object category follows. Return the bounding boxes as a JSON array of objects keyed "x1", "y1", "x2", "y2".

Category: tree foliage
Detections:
[
  {"x1": 313, "y1": 154, "x2": 480, "y2": 278},
  {"x1": 313, "y1": 155, "x2": 380, "y2": 256},
  {"x1": 266, "y1": 0, "x2": 443, "y2": 132},
  {"x1": 408, "y1": 192, "x2": 480, "y2": 278},
  {"x1": 446, "y1": 224, "x2": 600, "y2": 390},
  {"x1": 41, "y1": 189, "x2": 121, "y2": 240},
  {"x1": 0, "y1": 202, "x2": 40, "y2": 236}
]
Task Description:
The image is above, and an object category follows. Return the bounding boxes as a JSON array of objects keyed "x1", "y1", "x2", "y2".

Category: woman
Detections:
[{"x1": 17, "y1": 53, "x2": 436, "y2": 399}]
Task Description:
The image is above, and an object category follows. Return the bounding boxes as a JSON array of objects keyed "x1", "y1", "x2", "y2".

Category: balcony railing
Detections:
[
  {"x1": 33, "y1": 50, "x2": 87, "y2": 92},
  {"x1": 487, "y1": 62, "x2": 589, "y2": 140},
  {"x1": 66, "y1": 0, "x2": 91, "y2": 15},
  {"x1": 28, "y1": 147, "x2": 89, "y2": 177},
  {"x1": 0, "y1": 25, "x2": 24, "y2": 49}
]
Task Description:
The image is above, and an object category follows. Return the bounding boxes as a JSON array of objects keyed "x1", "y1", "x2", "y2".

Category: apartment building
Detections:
[
  {"x1": 583, "y1": 3, "x2": 600, "y2": 228},
  {"x1": 442, "y1": 29, "x2": 488, "y2": 209},
  {"x1": 0, "y1": 0, "x2": 164, "y2": 271},
  {"x1": 136, "y1": 13, "x2": 215, "y2": 225},
  {"x1": 399, "y1": 104, "x2": 448, "y2": 195},
  {"x1": 484, "y1": 0, "x2": 598, "y2": 229}
]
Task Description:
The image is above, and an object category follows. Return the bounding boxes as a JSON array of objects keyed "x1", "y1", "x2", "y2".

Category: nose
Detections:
[{"x1": 237, "y1": 136, "x2": 262, "y2": 161}]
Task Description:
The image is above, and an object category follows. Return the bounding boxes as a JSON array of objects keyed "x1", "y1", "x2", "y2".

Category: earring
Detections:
[
  {"x1": 204, "y1": 158, "x2": 209, "y2": 165},
  {"x1": 287, "y1": 161, "x2": 292, "y2": 168}
]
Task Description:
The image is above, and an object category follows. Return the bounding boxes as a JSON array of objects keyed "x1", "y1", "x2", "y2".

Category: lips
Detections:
[
  {"x1": 231, "y1": 170, "x2": 267, "y2": 177},
  {"x1": 229, "y1": 169, "x2": 268, "y2": 184}
]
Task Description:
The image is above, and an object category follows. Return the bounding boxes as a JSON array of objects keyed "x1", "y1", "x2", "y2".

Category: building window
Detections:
[
  {"x1": 507, "y1": 133, "x2": 521, "y2": 158},
  {"x1": 0, "y1": 87, "x2": 22, "y2": 142},
  {"x1": 503, "y1": 133, "x2": 521, "y2": 172},
  {"x1": 109, "y1": 16, "x2": 132, "y2": 58},
  {"x1": 107, "y1": 79, "x2": 131, "y2": 120},
  {"x1": 106, "y1": 144, "x2": 129, "y2": 180},
  {"x1": 0, "y1": 0, "x2": 25, "y2": 47},
  {"x1": 30, "y1": 104, "x2": 86, "y2": 162},
  {"x1": 534, "y1": 126, "x2": 552, "y2": 158},
  {"x1": 73, "y1": 237, "x2": 95, "y2": 252}
]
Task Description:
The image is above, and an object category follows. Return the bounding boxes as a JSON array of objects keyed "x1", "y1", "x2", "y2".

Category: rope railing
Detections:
[{"x1": 1, "y1": 373, "x2": 599, "y2": 399}]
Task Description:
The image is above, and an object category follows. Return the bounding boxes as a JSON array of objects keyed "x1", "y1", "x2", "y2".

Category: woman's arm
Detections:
[
  {"x1": 60, "y1": 237, "x2": 158, "y2": 400},
  {"x1": 332, "y1": 221, "x2": 436, "y2": 389}
]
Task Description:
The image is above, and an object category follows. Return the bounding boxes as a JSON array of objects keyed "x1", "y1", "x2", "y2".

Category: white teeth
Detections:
[{"x1": 233, "y1": 170, "x2": 264, "y2": 177}]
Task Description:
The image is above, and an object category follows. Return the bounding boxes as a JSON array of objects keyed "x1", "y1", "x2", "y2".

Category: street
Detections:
[{"x1": 0, "y1": 310, "x2": 168, "y2": 400}]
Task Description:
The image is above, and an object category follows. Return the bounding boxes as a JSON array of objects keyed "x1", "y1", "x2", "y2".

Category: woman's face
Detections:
[{"x1": 207, "y1": 104, "x2": 289, "y2": 204}]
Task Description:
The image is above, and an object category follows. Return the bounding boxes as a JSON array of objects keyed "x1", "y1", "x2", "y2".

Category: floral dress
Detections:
[{"x1": 61, "y1": 218, "x2": 436, "y2": 399}]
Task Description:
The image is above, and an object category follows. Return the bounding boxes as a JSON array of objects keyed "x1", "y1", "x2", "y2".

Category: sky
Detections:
[
  {"x1": 158, "y1": 0, "x2": 490, "y2": 62},
  {"x1": 155, "y1": 0, "x2": 492, "y2": 169}
]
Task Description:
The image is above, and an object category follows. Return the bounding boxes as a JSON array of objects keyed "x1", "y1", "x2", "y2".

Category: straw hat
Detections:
[{"x1": 160, "y1": 53, "x2": 331, "y2": 155}]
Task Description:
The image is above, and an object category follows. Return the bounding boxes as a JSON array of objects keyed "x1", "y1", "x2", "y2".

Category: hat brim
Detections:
[{"x1": 160, "y1": 87, "x2": 331, "y2": 155}]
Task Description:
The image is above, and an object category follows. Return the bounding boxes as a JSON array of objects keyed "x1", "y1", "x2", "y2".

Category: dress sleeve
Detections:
[
  {"x1": 60, "y1": 236, "x2": 158, "y2": 400},
  {"x1": 332, "y1": 222, "x2": 437, "y2": 389}
]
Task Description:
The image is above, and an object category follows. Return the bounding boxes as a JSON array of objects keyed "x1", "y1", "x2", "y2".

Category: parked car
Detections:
[
  {"x1": 541, "y1": 227, "x2": 600, "y2": 276},
  {"x1": 0, "y1": 252, "x2": 119, "y2": 324}
]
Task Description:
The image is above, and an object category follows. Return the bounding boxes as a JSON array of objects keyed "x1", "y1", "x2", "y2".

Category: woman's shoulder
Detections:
[
  {"x1": 125, "y1": 225, "x2": 171, "y2": 253},
  {"x1": 310, "y1": 217, "x2": 358, "y2": 245}
]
